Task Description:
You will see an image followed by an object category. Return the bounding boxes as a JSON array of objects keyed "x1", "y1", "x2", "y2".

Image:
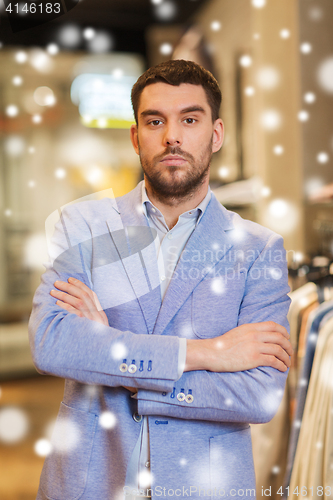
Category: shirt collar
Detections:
[{"x1": 141, "y1": 180, "x2": 212, "y2": 222}]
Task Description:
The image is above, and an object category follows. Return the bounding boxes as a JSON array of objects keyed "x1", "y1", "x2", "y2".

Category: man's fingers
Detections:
[
  {"x1": 259, "y1": 332, "x2": 293, "y2": 357},
  {"x1": 56, "y1": 299, "x2": 83, "y2": 317},
  {"x1": 260, "y1": 354, "x2": 288, "y2": 373},
  {"x1": 52, "y1": 279, "x2": 96, "y2": 312},
  {"x1": 261, "y1": 344, "x2": 291, "y2": 368},
  {"x1": 51, "y1": 280, "x2": 108, "y2": 326},
  {"x1": 50, "y1": 289, "x2": 81, "y2": 308},
  {"x1": 54, "y1": 279, "x2": 92, "y2": 300},
  {"x1": 67, "y1": 277, "x2": 93, "y2": 296},
  {"x1": 251, "y1": 321, "x2": 290, "y2": 339},
  {"x1": 50, "y1": 290, "x2": 91, "y2": 312},
  {"x1": 123, "y1": 386, "x2": 137, "y2": 393},
  {"x1": 51, "y1": 289, "x2": 95, "y2": 317},
  {"x1": 92, "y1": 290, "x2": 104, "y2": 312}
]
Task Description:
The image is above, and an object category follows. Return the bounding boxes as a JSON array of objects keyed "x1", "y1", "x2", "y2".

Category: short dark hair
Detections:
[{"x1": 131, "y1": 59, "x2": 222, "y2": 124}]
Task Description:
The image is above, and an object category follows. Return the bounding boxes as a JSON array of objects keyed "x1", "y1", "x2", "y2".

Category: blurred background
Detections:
[{"x1": 0, "y1": 0, "x2": 333, "y2": 498}]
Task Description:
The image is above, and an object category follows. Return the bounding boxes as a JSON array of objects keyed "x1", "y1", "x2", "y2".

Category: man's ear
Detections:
[
  {"x1": 212, "y1": 118, "x2": 224, "y2": 153},
  {"x1": 130, "y1": 124, "x2": 139, "y2": 155}
]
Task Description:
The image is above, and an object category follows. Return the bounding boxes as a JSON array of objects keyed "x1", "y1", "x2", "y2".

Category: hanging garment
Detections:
[
  {"x1": 251, "y1": 284, "x2": 317, "y2": 499},
  {"x1": 297, "y1": 301, "x2": 319, "y2": 383},
  {"x1": 251, "y1": 389, "x2": 290, "y2": 499},
  {"x1": 284, "y1": 300, "x2": 333, "y2": 494},
  {"x1": 287, "y1": 284, "x2": 318, "y2": 417},
  {"x1": 288, "y1": 314, "x2": 333, "y2": 498}
]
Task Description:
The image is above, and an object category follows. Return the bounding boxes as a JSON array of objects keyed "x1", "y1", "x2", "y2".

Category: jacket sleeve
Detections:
[
  {"x1": 136, "y1": 234, "x2": 291, "y2": 424},
  {"x1": 28, "y1": 204, "x2": 181, "y2": 392}
]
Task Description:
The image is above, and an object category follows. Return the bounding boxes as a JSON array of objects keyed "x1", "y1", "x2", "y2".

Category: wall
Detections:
[{"x1": 147, "y1": 0, "x2": 306, "y2": 257}]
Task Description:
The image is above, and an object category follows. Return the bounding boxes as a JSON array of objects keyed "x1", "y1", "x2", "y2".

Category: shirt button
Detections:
[
  {"x1": 145, "y1": 461, "x2": 150, "y2": 468},
  {"x1": 185, "y1": 394, "x2": 194, "y2": 404},
  {"x1": 119, "y1": 363, "x2": 128, "y2": 373},
  {"x1": 167, "y1": 233, "x2": 173, "y2": 239},
  {"x1": 128, "y1": 364, "x2": 137, "y2": 374},
  {"x1": 160, "y1": 275, "x2": 166, "y2": 282},
  {"x1": 177, "y1": 392, "x2": 186, "y2": 402},
  {"x1": 151, "y1": 207, "x2": 156, "y2": 213},
  {"x1": 132, "y1": 412, "x2": 142, "y2": 423}
]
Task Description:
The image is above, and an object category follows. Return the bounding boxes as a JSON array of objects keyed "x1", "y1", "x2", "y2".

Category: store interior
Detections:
[{"x1": 0, "y1": 0, "x2": 333, "y2": 498}]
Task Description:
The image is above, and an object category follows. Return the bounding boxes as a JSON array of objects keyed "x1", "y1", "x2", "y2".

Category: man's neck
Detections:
[{"x1": 144, "y1": 179, "x2": 209, "y2": 230}]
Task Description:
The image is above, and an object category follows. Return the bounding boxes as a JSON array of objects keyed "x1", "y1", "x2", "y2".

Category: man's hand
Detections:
[
  {"x1": 50, "y1": 278, "x2": 136, "y2": 392},
  {"x1": 50, "y1": 278, "x2": 109, "y2": 326},
  {"x1": 185, "y1": 322, "x2": 292, "y2": 373}
]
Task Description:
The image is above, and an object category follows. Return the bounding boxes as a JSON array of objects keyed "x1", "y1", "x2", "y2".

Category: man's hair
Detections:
[{"x1": 131, "y1": 59, "x2": 222, "y2": 124}]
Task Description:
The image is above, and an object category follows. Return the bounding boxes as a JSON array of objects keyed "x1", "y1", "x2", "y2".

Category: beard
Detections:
[{"x1": 139, "y1": 136, "x2": 213, "y2": 205}]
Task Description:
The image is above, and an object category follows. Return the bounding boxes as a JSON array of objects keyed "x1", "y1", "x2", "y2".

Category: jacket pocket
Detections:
[
  {"x1": 209, "y1": 426, "x2": 256, "y2": 498},
  {"x1": 40, "y1": 402, "x2": 98, "y2": 500},
  {"x1": 192, "y1": 271, "x2": 246, "y2": 338}
]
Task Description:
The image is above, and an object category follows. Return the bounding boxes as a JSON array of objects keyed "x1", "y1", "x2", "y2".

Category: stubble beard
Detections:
[{"x1": 139, "y1": 136, "x2": 213, "y2": 206}]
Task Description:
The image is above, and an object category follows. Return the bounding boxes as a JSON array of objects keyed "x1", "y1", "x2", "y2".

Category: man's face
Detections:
[{"x1": 130, "y1": 82, "x2": 224, "y2": 201}]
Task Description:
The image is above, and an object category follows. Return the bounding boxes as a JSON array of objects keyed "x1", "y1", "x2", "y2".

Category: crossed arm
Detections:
[{"x1": 50, "y1": 277, "x2": 292, "y2": 375}]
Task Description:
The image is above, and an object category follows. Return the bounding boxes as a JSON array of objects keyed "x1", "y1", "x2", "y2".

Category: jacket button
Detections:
[
  {"x1": 119, "y1": 363, "x2": 128, "y2": 373},
  {"x1": 185, "y1": 394, "x2": 194, "y2": 404},
  {"x1": 128, "y1": 364, "x2": 137, "y2": 374},
  {"x1": 177, "y1": 392, "x2": 186, "y2": 402},
  {"x1": 132, "y1": 412, "x2": 142, "y2": 423}
]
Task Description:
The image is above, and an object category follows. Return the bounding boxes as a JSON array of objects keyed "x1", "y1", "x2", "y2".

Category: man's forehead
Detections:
[{"x1": 139, "y1": 82, "x2": 210, "y2": 112}]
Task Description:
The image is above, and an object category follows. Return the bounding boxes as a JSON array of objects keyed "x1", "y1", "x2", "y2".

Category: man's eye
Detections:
[
  {"x1": 184, "y1": 118, "x2": 196, "y2": 124},
  {"x1": 150, "y1": 120, "x2": 162, "y2": 126}
]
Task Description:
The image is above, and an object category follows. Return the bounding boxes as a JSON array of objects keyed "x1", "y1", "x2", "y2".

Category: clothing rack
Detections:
[{"x1": 250, "y1": 259, "x2": 333, "y2": 499}]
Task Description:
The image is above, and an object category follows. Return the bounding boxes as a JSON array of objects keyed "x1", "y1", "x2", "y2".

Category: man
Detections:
[{"x1": 29, "y1": 59, "x2": 292, "y2": 500}]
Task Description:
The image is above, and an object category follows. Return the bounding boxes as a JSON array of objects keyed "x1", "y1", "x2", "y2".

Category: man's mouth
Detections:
[{"x1": 160, "y1": 155, "x2": 187, "y2": 166}]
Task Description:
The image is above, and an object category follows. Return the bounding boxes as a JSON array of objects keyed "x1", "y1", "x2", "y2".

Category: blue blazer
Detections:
[{"x1": 29, "y1": 181, "x2": 291, "y2": 500}]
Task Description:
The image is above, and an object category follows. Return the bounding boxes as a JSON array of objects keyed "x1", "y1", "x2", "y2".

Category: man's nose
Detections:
[{"x1": 163, "y1": 123, "x2": 182, "y2": 147}]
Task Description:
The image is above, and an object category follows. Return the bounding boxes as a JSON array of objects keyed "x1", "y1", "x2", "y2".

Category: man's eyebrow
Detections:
[
  {"x1": 140, "y1": 109, "x2": 163, "y2": 118},
  {"x1": 140, "y1": 105, "x2": 206, "y2": 118},
  {"x1": 180, "y1": 105, "x2": 206, "y2": 114}
]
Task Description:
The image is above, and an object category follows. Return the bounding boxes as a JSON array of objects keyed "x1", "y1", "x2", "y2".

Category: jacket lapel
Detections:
[
  {"x1": 152, "y1": 195, "x2": 235, "y2": 337},
  {"x1": 106, "y1": 182, "x2": 162, "y2": 334}
]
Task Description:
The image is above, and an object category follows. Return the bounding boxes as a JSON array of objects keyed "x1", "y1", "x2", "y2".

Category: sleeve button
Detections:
[
  {"x1": 185, "y1": 394, "x2": 194, "y2": 404},
  {"x1": 177, "y1": 392, "x2": 186, "y2": 402},
  {"x1": 128, "y1": 364, "x2": 137, "y2": 374},
  {"x1": 119, "y1": 363, "x2": 128, "y2": 373}
]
